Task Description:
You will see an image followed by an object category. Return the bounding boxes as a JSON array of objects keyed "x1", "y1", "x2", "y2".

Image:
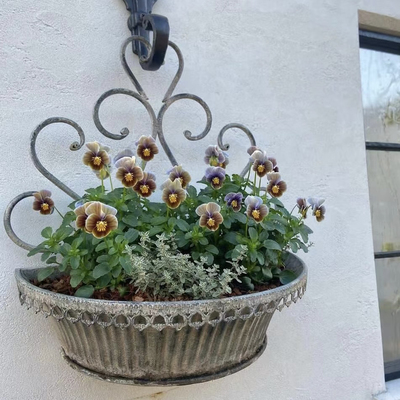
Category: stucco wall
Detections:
[{"x1": 1, "y1": 1, "x2": 399, "y2": 399}]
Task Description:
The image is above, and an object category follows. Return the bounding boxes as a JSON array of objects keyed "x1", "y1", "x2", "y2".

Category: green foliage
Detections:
[{"x1": 28, "y1": 158, "x2": 318, "y2": 299}]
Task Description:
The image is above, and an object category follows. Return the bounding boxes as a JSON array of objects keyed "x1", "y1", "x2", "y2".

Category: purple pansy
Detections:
[
  {"x1": 205, "y1": 167, "x2": 226, "y2": 189},
  {"x1": 245, "y1": 196, "x2": 269, "y2": 223},
  {"x1": 204, "y1": 145, "x2": 226, "y2": 167},
  {"x1": 224, "y1": 192, "x2": 243, "y2": 212},
  {"x1": 308, "y1": 198, "x2": 326, "y2": 222}
]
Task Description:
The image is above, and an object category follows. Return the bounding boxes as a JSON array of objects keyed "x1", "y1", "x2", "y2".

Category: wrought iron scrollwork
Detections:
[
  {"x1": 5, "y1": 36, "x2": 258, "y2": 251},
  {"x1": 30, "y1": 118, "x2": 86, "y2": 200},
  {"x1": 4, "y1": 192, "x2": 37, "y2": 251}
]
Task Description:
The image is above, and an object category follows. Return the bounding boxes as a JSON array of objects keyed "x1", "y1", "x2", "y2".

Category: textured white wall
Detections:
[{"x1": 0, "y1": 0, "x2": 398, "y2": 399}]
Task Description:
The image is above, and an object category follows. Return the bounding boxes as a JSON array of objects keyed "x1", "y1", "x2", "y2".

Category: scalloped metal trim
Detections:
[{"x1": 16, "y1": 254, "x2": 307, "y2": 331}]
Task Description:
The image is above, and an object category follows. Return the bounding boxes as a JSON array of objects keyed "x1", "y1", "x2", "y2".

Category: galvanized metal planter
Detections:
[{"x1": 15, "y1": 253, "x2": 306, "y2": 386}]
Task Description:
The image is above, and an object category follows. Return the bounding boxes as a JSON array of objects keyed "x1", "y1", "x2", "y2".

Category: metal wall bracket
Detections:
[{"x1": 123, "y1": 0, "x2": 169, "y2": 71}]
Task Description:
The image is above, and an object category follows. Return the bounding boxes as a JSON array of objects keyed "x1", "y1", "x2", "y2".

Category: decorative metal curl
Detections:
[
  {"x1": 4, "y1": 192, "x2": 37, "y2": 251},
  {"x1": 31, "y1": 118, "x2": 85, "y2": 200},
  {"x1": 217, "y1": 123, "x2": 256, "y2": 177},
  {"x1": 157, "y1": 93, "x2": 212, "y2": 166},
  {"x1": 93, "y1": 88, "x2": 158, "y2": 141}
]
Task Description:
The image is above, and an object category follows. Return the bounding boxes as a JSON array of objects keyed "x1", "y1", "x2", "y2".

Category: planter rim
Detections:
[{"x1": 16, "y1": 252, "x2": 307, "y2": 330}]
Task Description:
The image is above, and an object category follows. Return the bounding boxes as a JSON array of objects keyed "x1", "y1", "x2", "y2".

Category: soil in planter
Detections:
[{"x1": 32, "y1": 276, "x2": 282, "y2": 302}]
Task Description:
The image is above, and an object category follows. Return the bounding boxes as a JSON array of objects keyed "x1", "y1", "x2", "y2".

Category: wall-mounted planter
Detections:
[{"x1": 15, "y1": 253, "x2": 306, "y2": 386}]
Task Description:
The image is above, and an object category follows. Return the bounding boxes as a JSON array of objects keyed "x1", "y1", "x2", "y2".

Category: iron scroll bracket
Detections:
[{"x1": 122, "y1": 0, "x2": 170, "y2": 71}]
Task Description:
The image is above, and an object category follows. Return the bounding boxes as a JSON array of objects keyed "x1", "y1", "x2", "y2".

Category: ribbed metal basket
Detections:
[{"x1": 15, "y1": 253, "x2": 307, "y2": 386}]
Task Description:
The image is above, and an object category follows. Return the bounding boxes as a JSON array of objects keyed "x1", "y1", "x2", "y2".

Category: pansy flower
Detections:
[
  {"x1": 247, "y1": 146, "x2": 260, "y2": 156},
  {"x1": 113, "y1": 149, "x2": 135, "y2": 166},
  {"x1": 136, "y1": 136, "x2": 159, "y2": 162},
  {"x1": 205, "y1": 167, "x2": 226, "y2": 189},
  {"x1": 251, "y1": 150, "x2": 273, "y2": 178},
  {"x1": 266, "y1": 172, "x2": 287, "y2": 197},
  {"x1": 83, "y1": 142, "x2": 110, "y2": 171},
  {"x1": 74, "y1": 201, "x2": 94, "y2": 231},
  {"x1": 245, "y1": 196, "x2": 269, "y2": 223},
  {"x1": 308, "y1": 198, "x2": 326, "y2": 222},
  {"x1": 296, "y1": 198, "x2": 308, "y2": 218},
  {"x1": 33, "y1": 190, "x2": 54, "y2": 215},
  {"x1": 196, "y1": 202, "x2": 223, "y2": 231},
  {"x1": 168, "y1": 165, "x2": 191, "y2": 189},
  {"x1": 219, "y1": 151, "x2": 230, "y2": 169},
  {"x1": 224, "y1": 192, "x2": 243, "y2": 212},
  {"x1": 204, "y1": 145, "x2": 226, "y2": 167},
  {"x1": 84, "y1": 202, "x2": 118, "y2": 238},
  {"x1": 115, "y1": 157, "x2": 143, "y2": 187},
  {"x1": 161, "y1": 179, "x2": 186, "y2": 209},
  {"x1": 268, "y1": 157, "x2": 279, "y2": 172},
  {"x1": 133, "y1": 172, "x2": 156, "y2": 198}
]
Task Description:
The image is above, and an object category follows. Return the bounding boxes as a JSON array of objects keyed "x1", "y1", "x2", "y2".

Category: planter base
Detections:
[{"x1": 62, "y1": 337, "x2": 268, "y2": 386}]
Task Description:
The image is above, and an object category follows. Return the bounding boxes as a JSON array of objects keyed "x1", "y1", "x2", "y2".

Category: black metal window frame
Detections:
[
  {"x1": 360, "y1": 29, "x2": 400, "y2": 381},
  {"x1": 360, "y1": 30, "x2": 400, "y2": 261}
]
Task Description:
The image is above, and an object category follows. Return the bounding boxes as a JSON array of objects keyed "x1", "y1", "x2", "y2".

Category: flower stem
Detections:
[
  {"x1": 243, "y1": 166, "x2": 251, "y2": 191},
  {"x1": 101, "y1": 177, "x2": 104, "y2": 194},
  {"x1": 54, "y1": 206, "x2": 64, "y2": 219},
  {"x1": 245, "y1": 216, "x2": 249, "y2": 238},
  {"x1": 253, "y1": 171, "x2": 257, "y2": 196},
  {"x1": 258, "y1": 175, "x2": 262, "y2": 196}
]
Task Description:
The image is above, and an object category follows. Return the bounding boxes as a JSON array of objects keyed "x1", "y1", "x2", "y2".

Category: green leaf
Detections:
[
  {"x1": 122, "y1": 215, "x2": 139, "y2": 227},
  {"x1": 187, "y1": 185, "x2": 197, "y2": 198},
  {"x1": 93, "y1": 263, "x2": 111, "y2": 279},
  {"x1": 205, "y1": 253, "x2": 214, "y2": 265},
  {"x1": 223, "y1": 218, "x2": 232, "y2": 229},
  {"x1": 289, "y1": 240, "x2": 298, "y2": 253},
  {"x1": 37, "y1": 267, "x2": 55, "y2": 282},
  {"x1": 95, "y1": 242, "x2": 108, "y2": 252},
  {"x1": 279, "y1": 270, "x2": 297, "y2": 285},
  {"x1": 40, "y1": 252, "x2": 51, "y2": 262},
  {"x1": 70, "y1": 256, "x2": 80, "y2": 269},
  {"x1": 72, "y1": 236, "x2": 84, "y2": 249},
  {"x1": 112, "y1": 264, "x2": 122, "y2": 278},
  {"x1": 263, "y1": 239, "x2": 281, "y2": 251},
  {"x1": 46, "y1": 256, "x2": 57, "y2": 265},
  {"x1": 256, "y1": 252, "x2": 265, "y2": 266},
  {"x1": 96, "y1": 254, "x2": 109, "y2": 263},
  {"x1": 233, "y1": 212, "x2": 247, "y2": 224},
  {"x1": 176, "y1": 219, "x2": 190, "y2": 232},
  {"x1": 152, "y1": 216, "x2": 169, "y2": 225},
  {"x1": 223, "y1": 231, "x2": 239, "y2": 245},
  {"x1": 96, "y1": 273, "x2": 112, "y2": 288},
  {"x1": 41, "y1": 227, "x2": 53, "y2": 239},
  {"x1": 268, "y1": 197, "x2": 285, "y2": 208},
  {"x1": 261, "y1": 267, "x2": 273, "y2": 280},
  {"x1": 108, "y1": 247, "x2": 118, "y2": 255},
  {"x1": 27, "y1": 245, "x2": 45, "y2": 257},
  {"x1": 115, "y1": 235, "x2": 125, "y2": 244},
  {"x1": 124, "y1": 228, "x2": 139, "y2": 243},
  {"x1": 268, "y1": 213, "x2": 288, "y2": 225},
  {"x1": 74, "y1": 285, "x2": 94, "y2": 298},
  {"x1": 148, "y1": 226, "x2": 164, "y2": 237},
  {"x1": 249, "y1": 249, "x2": 257, "y2": 263},
  {"x1": 249, "y1": 227, "x2": 258, "y2": 241},
  {"x1": 70, "y1": 274, "x2": 84, "y2": 288},
  {"x1": 119, "y1": 255, "x2": 132, "y2": 274},
  {"x1": 205, "y1": 245, "x2": 219, "y2": 255},
  {"x1": 221, "y1": 183, "x2": 240, "y2": 192},
  {"x1": 199, "y1": 237, "x2": 208, "y2": 246},
  {"x1": 242, "y1": 276, "x2": 254, "y2": 291}
]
